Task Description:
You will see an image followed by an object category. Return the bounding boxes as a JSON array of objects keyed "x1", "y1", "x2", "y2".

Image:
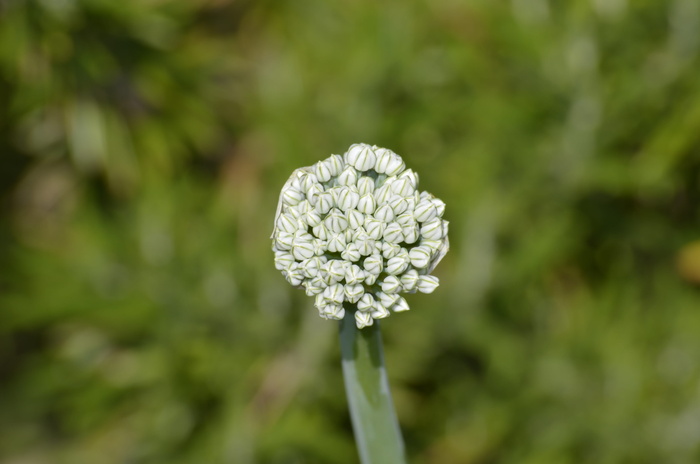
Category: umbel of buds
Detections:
[{"x1": 272, "y1": 144, "x2": 449, "y2": 329}]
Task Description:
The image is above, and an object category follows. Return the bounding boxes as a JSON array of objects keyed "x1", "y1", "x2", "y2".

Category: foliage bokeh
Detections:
[{"x1": 2, "y1": 0, "x2": 700, "y2": 463}]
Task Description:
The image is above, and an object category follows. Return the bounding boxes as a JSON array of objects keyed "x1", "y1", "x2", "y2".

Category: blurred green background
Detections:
[{"x1": 2, "y1": 0, "x2": 700, "y2": 463}]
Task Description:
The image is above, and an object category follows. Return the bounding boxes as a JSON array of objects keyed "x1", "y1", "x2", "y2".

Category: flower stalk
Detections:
[{"x1": 340, "y1": 304, "x2": 406, "y2": 464}]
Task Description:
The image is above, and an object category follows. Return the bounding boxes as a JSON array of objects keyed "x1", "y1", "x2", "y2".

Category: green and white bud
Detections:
[
  {"x1": 357, "y1": 176, "x2": 375, "y2": 196},
  {"x1": 386, "y1": 255, "x2": 410, "y2": 275},
  {"x1": 337, "y1": 166, "x2": 359, "y2": 186},
  {"x1": 327, "y1": 233, "x2": 347, "y2": 253},
  {"x1": 315, "y1": 192, "x2": 334, "y2": 214},
  {"x1": 282, "y1": 187, "x2": 305, "y2": 206},
  {"x1": 344, "y1": 284, "x2": 364, "y2": 303},
  {"x1": 324, "y1": 283, "x2": 345, "y2": 304},
  {"x1": 357, "y1": 194, "x2": 376, "y2": 215},
  {"x1": 365, "y1": 218, "x2": 386, "y2": 241},
  {"x1": 292, "y1": 240, "x2": 315, "y2": 260},
  {"x1": 400, "y1": 269, "x2": 419, "y2": 292},
  {"x1": 347, "y1": 209, "x2": 365, "y2": 230},
  {"x1": 341, "y1": 243, "x2": 361, "y2": 262},
  {"x1": 381, "y1": 242, "x2": 401, "y2": 259},
  {"x1": 416, "y1": 275, "x2": 439, "y2": 294},
  {"x1": 391, "y1": 296, "x2": 410, "y2": 312},
  {"x1": 355, "y1": 310, "x2": 374, "y2": 328},
  {"x1": 371, "y1": 302, "x2": 391, "y2": 319},
  {"x1": 345, "y1": 264, "x2": 366, "y2": 285},
  {"x1": 381, "y1": 275, "x2": 402, "y2": 294},
  {"x1": 409, "y1": 246, "x2": 432, "y2": 268},
  {"x1": 420, "y1": 218, "x2": 445, "y2": 240},
  {"x1": 324, "y1": 208, "x2": 348, "y2": 233},
  {"x1": 383, "y1": 223, "x2": 404, "y2": 243},
  {"x1": 363, "y1": 253, "x2": 383, "y2": 275},
  {"x1": 314, "y1": 160, "x2": 332, "y2": 182},
  {"x1": 336, "y1": 187, "x2": 360, "y2": 212},
  {"x1": 357, "y1": 293, "x2": 375, "y2": 312},
  {"x1": 274, "y1": 251, "x2": 295, "y2": 271}
]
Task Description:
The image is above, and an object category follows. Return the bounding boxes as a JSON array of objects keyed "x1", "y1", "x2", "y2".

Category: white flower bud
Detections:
[
  {"x1": 303, "y1": 280, "x2": 325, "y2": 296},
  {"x1": 301, "y1": 257, "x2": 323, "y2": 278},
  {"x1": 282, "y1": 264, "x2": 304, "y2": 286},
  {"x1": 420, "y1": 218, "x2": 445, "y2": 240},
  {"x1": 336, "y1": 187, "x2": 360, "y2": 212},
  {"x1": 275, "y1": 231, "x2": 294, "y2": 250},
  {"x1": 300, "y1": 172, "x2": 319, "y2": 193},
  {"x1": 324, "y1": 208, "x2": 348, "y2": 233},
  {"x1": 389, "y1": 196, "x2": 409, "y2": 215},
  {"x1": 347, "y1": 209, "x2": 365, "y2": 230},
  {"x1": 345, "y1": 264, "x2": 365, "y2": 285},
  {"x1": 314, "y1": 160, "x2": 332, "y2": 182},
  {"x1": 310, "y1": 275, "x2": 328, "y2": 291},
  {"x1": 364, "y1": 273, "x2": 377, "y2": 285},
  {"x1": 327, "y1": 233, "x2": 347, "y2": 253},
  {"x1": 420, "y1": 239, "x2": 443, "y2": 250},
  {"x1": 355, "y1": 310, "x2": 374, "y2": 328},
  {"x1": 292, "y1": 241, "x2": 315, "y2": 260},
  {"x1": 391, "y1": 296, "x2": 410, "y2": 312},
  {"x1": 400, "y1": 269, "x2": 419, "y2": 291},
  {"x1": 413, "y1": 199, "x2": 437, "y2": 222},
  {"x1": 328, "y1": 154, "x2": 344, "y2": 176},
  {"x1": 315, "y1": 293, "x2": 326, "y2": 308},
  {"x1": 382, "y1": 242, "x2": 401, "y2": 259},
  {"x1": 274, "y1": 251, "x2": 295, "y2": 270},
  {"x1": 371, "y1": 302, "x2": 390, "y2": 319},
  {"x1": 391, "y1": 177, "x2": 414, "y2": 197},
  {"x1": 402, "y1": 224, "x2": 419, "y2": 244},
  {"x1": 363, "y1": 254, "x2": 383, "y2": 275},
  {"x1": 315, "y1": 192, "x2": 334, "y2": 214},
  {"x1": 294, "y1": 229, "x2": 313, "y2": 242},
  {"x1": 345, "y1": 228, "x2": 355, "y2": 243},
  {"x1": 381, "y1": 275, "x2": 402, "y2": 293},
  {"x1": 373, "y1": 184, "x2": 393, "y2": 206},
  {"x1": 282, "y1": 187, "x2": 304, "y2": 206},
  {"x1": 294, "y1": 200, "x2": 312, "y2": 217},
  {"x1": 416, "y1": 275, "x2": 439, "y2": 294},
  {"x1": 386, "y1": 255, "x2": 410, "y2": 275},
  {"x1": 324, "y1": 283, "x2": 345, "y2": 304},
  {"x1": 305, "y1": 210, "x2": 322, "y2": 227},
  {"x1": 383, "y1": 223, "x2": 404, "y2": 243},
  {"x1": 376, "y1": 291, "x2": 398, "y2": 308},
  {"x1": 337, "y1": 166, "x2": 359, "y2": 186},
  {"x1": 374, "y1": 204, "x2": 395, "y2": 223},
  {"x1": 357, "y1": 194, "x2": 376, "y2": 215},
  {"x1": 346, "y1": 144, "x2": 376, "y2": 171},
  {"x1": 277, "y1": 213, "x2": 300, "y2": 233},
  {"x1": 431, "y1": 198, "x2": 446, "y2": 217},
  {"x1": 364, "y1": 218, "x2": 385, "y2": 241},
  {"x1": 357, "y1": 177, "x2": 375, "y2": 196},
  {"x1": 312, "y1": 222, "x2": 329, "y2": 240},
  {"x1": 324, "y1": 304, "x2": 345, "y2": 320},
  {"x1": 398, "y1": 169, "x2": 419, "y2": 189},
  {"x1": 344, "y1": 284, "x2": 364, "y2": 303},
  {"x1": 409, "y1": 246, "x2": 432, "y2": 268},
  {"x1": 385, "y1": 155, "x2": 405, "y2": 176},
  {"x1": 374, "y1": 148, "x2": 397, "y2": 174},
  {"x1": 324, "y1": 260, "x2": 347, "y2": 282},
  {"x1": 357, "y1": 293, "x2": 375, "y2": 312},
  {"x1": 306, "y1": 184, "x2": 323, "y2": 206},
  {"x1": 395, "y1": 213, "x2": 415, "y2": 227},
  {"x1": 341, "y1": 243, "x2": 361, "y2": 262},
  {"x1": 355, "y1": 236, "x2": 376, "y2": 256}
]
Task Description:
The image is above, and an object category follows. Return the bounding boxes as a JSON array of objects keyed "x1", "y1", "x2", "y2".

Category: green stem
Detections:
[{"x1": 339, "y1": 305, "x2": 407, "y2": 464}]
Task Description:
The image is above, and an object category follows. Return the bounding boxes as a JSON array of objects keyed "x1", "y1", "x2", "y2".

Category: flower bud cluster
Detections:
[{"x1": 272, "y1": 144, "x2": 449, "y2": 329}]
